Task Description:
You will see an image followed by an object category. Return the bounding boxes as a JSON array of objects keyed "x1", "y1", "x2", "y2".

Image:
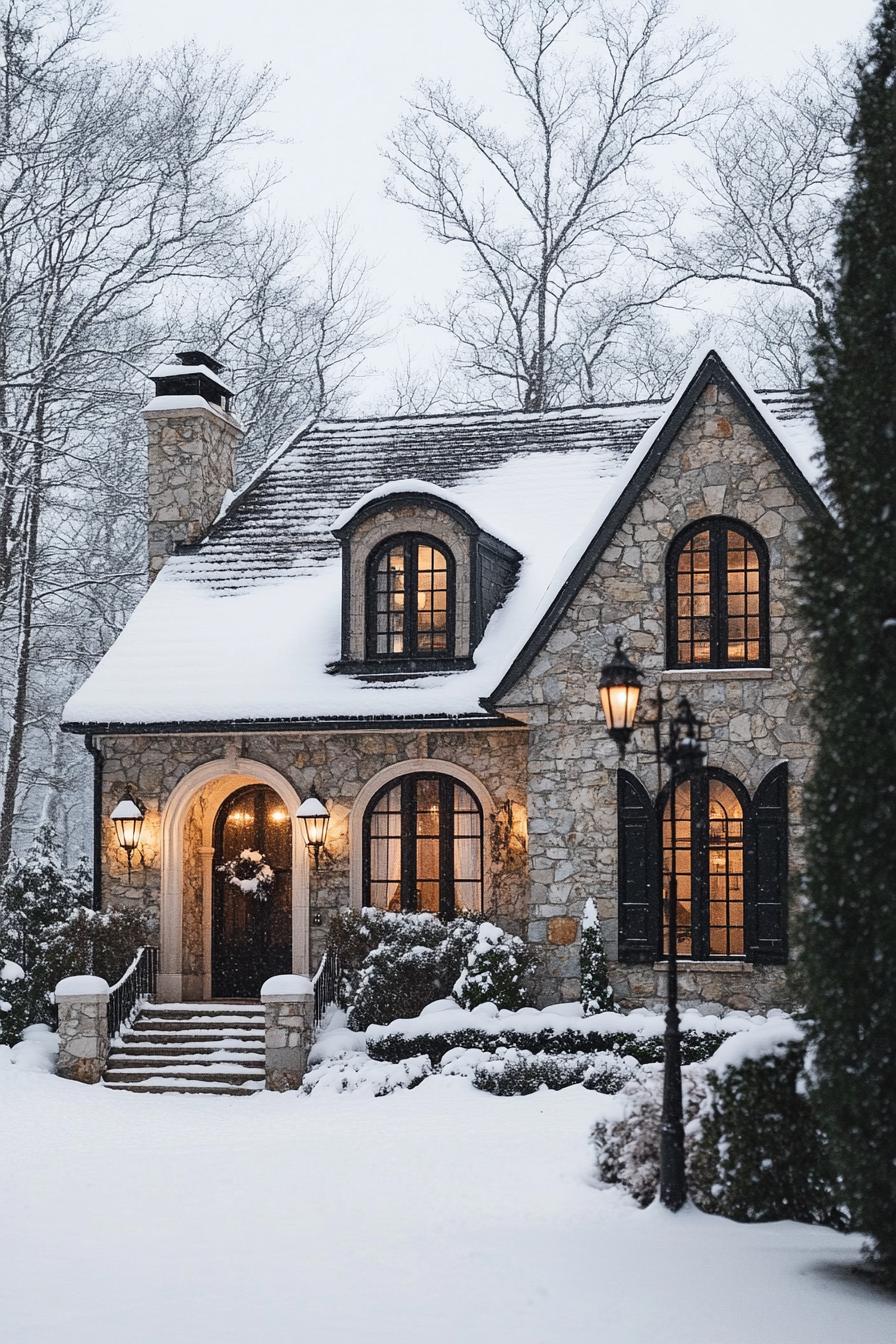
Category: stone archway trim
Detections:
[{"x1": 159, "y1": 757, "x2": 310, "y2": 1001}]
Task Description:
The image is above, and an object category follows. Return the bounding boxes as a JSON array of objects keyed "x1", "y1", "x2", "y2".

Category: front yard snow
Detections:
[{"x1": 1, "y1": 1034, "x2": 893, "y2": 1344}]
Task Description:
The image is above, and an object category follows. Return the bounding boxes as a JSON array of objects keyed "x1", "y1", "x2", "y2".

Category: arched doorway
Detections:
[{"x1": 212, "y1": 784, "x2": 293, "y2": 998}]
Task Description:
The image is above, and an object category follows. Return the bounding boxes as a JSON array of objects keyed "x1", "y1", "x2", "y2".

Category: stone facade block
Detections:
[
  {"x1": 261, "y1": 976, "x2": 315, "y2": 1091},
  {"x1": 55, "y1": 978, "x2": 110, "y2": 1084}
]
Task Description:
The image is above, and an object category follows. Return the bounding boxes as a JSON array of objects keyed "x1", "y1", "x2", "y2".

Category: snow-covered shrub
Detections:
[
  {"x1": 339, "y1": 910, "x2": 487, "y2": 1029},
  {"x1": 580, "y1": 898, "x2": 613, "y2": 1013},
  {"x1": 302, "y1": 1051, "x2": 433, "y2": 1097},
  {"x1": 367, "y1": 1018, "x2": 727, "y2": 1067},
  {"x1": 0, "y1": 957, "x2": 28, "y2": 1046},
  {"x1": 453, "y1": 921, "x2": 536, "y2": 1010},
  {"x1": 688, "y1": 1026, "x2": 850, "y2": 1229},
  {"x1": 471, "y1": 1048, "x2": 639, "y2": 1096},
  {"x1": 591, "y1": 1065, "x2": 709, "y2": 1207},
  {"x1": 0, "y1": 828, "x2": 150, "y2": 1033}
]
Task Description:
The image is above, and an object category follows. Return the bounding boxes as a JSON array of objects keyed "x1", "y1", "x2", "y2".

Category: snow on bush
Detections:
[
  {"x1": 366, "y1": 1002, "x2": 761, "y2": 1067},
  {"x1": 0, "y1": 826, "x2": 150, "y2": 1040},
  {"x1": 591, "y1": 1064, "x2": 710, "y2": 1207},
  {"x1": 453, "y1": 921, "x2": 536, "y2": 1011},
  {"x1": 0, "y1": 957, "x2": 28, "y2": 1045},
  {"x1": 302, "y1": 1051, "x2": 433, "y2": 1097},
  {"x1": 469, "y1": 1047, "x2": 639, "y2": 1097},
  {"x1": 330, "y1": 909, "x2": 538, "y2": 1031},
  {"x1": 689, "y1": 1022, "x2": 850, "y2": 1228},
  {"x1": 592, "y1": 1019, "x2": 850, "y2": 1227},
  {"x1": 579, "y1": 898, "x2": 613, "y2": 1013}
]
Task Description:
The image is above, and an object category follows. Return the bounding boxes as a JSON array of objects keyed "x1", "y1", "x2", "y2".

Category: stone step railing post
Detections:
[
  {"x1": 55, "y1": 976, "x2": 110, "y2": 1084},
  {"x1": 260, "y1": 974, "x2": 315, "y2": 1091}
]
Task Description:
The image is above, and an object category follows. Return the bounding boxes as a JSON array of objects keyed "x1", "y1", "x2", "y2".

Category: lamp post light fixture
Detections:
[
  {"x1": 598, "y1": 639, "x2": 708, "y2": 1212},
  {"x1": 297, "y1": 794, "x2": 330, "y2": 871},
  {"x1": 110, "y1": 793, "x2": 145, "y2": 881}
]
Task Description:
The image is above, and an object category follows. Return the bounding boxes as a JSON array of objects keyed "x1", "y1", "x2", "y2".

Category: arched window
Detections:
[
  {"x1": 661, "y1": 771, "x2": 749, "y2": 959},
  {"x1": 366, "y1": 534, "x2": 455, "y2": 661},
  {"x1": 617, "y1": 764, "x2": 788, "y2": 965},
  {"x1": 667, "y1": 519, "x2": 769, "y2": 668},
  {"x1": 363, "y1": 772, "x2": 483, "y2": 917}
]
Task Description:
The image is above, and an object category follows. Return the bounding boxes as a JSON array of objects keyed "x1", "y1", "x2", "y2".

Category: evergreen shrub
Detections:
[
  {"x1": 796, "y1": 0, "x2": 896, "y2": 1281},
  {"x1": 366, "y1": 1022, "x2": 724, "y2": 1066},
  {"x1": 453, "y1": 921, "x2": 536, "y2": 1010},
  {"x1": 592, "y1": 1030, "x2": 849, "y2": 1227},
  {"x1": 580, "y1": 898, "x2": 613, "y2": 1013},
  {"x1": 340, "y1": 910, "x2": 483, "y2": 1030},
  {"x1": 472, "y1": 1047, "x2": 638, "y2": 1096},
  {"x1": 0, "y1": 827, "x2": 150, "y2": 1040},
  {"x1": 689, "y1": 1041, "x2": 850, "y2": 1228}
]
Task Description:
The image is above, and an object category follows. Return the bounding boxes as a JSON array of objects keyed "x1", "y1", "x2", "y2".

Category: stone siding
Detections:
[
  {"x1": 144, "y1": 404, "x2": 241, "y2": 581},
  {"x1": 97, "y1": 727, "x2": 529, "y2": 993},
  {"x1": 500, "y1": 382, "x2": 812, "y2": 1009}
]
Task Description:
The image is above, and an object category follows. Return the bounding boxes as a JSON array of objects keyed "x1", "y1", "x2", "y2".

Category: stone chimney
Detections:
[{"x1": 143, "y1": 350, "x2": 243, "y2": 581}]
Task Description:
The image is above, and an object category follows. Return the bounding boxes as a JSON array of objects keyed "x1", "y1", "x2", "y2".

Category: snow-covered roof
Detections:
[{"x1": 62, "y1": 350, "x2": 824, "y2": 731}]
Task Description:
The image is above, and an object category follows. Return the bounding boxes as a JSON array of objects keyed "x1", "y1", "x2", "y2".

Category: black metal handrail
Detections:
[
  {"x1": 311, "y1": 946, "x2": 341, "y2": 1026},
  {"x1": 107, "y1": 945, "x2": 159, "y2": 1039}
]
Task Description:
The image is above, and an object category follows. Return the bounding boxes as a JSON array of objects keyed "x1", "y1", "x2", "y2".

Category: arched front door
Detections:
[{"x1": 212, "y1": 784, "x2": 292, "y2": 998}]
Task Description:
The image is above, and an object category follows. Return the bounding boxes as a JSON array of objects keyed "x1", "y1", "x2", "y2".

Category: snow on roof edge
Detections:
[{"x1": 331, "y1": 478, "x2": 485, "y2": 534}]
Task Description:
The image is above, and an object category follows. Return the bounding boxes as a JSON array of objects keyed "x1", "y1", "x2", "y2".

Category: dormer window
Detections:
[
  {"x1": 331, "y1": 484, "x2": 522, "y2": 677},
  {"x1": 368, "y1": 535, "x2": 455, "y2": 659}
]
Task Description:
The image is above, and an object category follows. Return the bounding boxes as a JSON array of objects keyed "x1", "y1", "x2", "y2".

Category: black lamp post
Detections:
[{"x1": 598, "y1": 639, "x2": 707, "y2": 1211}]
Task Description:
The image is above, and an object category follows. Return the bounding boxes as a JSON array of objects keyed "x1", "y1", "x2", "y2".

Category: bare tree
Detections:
[
  {"x1": 0, "y1": 0, "x2": 279, "y2": 872},
  {"x1": 191, "y1": 212, "x2": 383, "y2": 476},
  {"x1": 386, "y1": 0, "x2": 720, "y2": 410},
  {"x1": 675, "y1": 50, "x2": 855, "y2": 377}
]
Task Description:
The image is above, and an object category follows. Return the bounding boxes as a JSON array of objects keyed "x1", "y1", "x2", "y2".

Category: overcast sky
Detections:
[{"x1": 104, "y1": 0, "x2": 877, "y2": 399}]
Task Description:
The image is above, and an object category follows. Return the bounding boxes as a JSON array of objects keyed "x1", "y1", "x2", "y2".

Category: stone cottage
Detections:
[{"x1": 62, "y1": 347, "x2": 825, "y2": 1011}]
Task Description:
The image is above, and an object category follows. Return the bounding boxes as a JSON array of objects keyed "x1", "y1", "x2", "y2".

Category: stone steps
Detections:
[{"x1": 104, "y1": 1001, "x2": 267, "y2": 1096}]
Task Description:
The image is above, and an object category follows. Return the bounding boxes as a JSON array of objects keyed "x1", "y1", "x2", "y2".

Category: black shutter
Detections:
[
  {"x1": 617, "y1": 769, "x2": 659, "y2": 964},
  {"x1": 747, "y1": 763, "x2": 789, "y2": 964}
]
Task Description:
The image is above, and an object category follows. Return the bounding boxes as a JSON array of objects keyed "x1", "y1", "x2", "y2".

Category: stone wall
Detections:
[
  {"x1": 500, "y1": 382, "x2": 812, "y2": 1009},
  {"x1": 144, "y1": 403, "x2": 241, "y2": 581},
  {"x1": 96, "y1": 726, "x2": 529, "y2": 994}
]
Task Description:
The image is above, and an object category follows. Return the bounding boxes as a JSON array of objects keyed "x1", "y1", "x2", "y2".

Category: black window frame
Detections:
[
  {"x1": 666, "y1": 516, "x2": 770, "y2": 670},
  {"x1": 657, "y1": 767, "x2": 752, "y2": 962},
  {"x1": 365, "y1": 533, "x2": 456, "y2": 664},
  {"x1": 616, "y1": 763, "x2": 789, "y2": 966},
  {"x1": 361, "y1": 771, "x2": 484, "y2": 920}
]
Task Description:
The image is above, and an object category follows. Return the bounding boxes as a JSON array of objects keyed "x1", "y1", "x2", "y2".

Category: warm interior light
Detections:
[{"x1": 269, "y1": 807, "x2": 288, "y2": 825}]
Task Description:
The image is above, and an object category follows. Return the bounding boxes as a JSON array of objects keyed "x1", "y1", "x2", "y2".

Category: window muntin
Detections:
[
  {"x1": 669, "y1": 520, "x2": 768, "y2": 668},
  {"x1": 364, "y1": 773, "x2": 483, "y2": 917},
  {"x1": 368, "y1": 535, "x2": 454, "y2": 661},
  {"x1": 661, "y1": 771, "x2": 748, "y2": 960}
]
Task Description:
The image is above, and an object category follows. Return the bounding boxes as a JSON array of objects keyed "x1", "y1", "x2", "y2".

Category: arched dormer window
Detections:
[
  {"x1": 667, "y1": 518, "x2": 769, "y2": 668},
  {"x1": 366, "y1": 534, "x2": 455, "y2": 661}
]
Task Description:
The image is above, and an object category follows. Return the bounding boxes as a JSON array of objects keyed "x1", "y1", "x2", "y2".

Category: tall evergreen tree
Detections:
[{"x1": 799, "y1": 0, "x2": 896, "y2": 1285}]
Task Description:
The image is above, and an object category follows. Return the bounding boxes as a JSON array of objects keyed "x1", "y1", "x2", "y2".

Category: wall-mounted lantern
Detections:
[
  {"x1": 597, "y1": 635, "x2": 643, "y2": 757},
  {"x1": 111, "y1": 793, "x2": 144, "y2": 881},
  {"x1": 297, "y1": 794, "x2": 330, "y2": 871}
]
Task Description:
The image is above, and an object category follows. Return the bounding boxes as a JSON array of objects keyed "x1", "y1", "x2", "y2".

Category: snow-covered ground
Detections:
[{"x1": 1, "y1": 1039, "x2": 893, "y2": 1344}]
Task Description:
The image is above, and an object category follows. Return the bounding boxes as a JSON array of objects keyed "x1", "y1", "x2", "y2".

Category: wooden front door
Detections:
[{"x1": 212, "y1": 784, "x2": 292, "y2": 998}]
